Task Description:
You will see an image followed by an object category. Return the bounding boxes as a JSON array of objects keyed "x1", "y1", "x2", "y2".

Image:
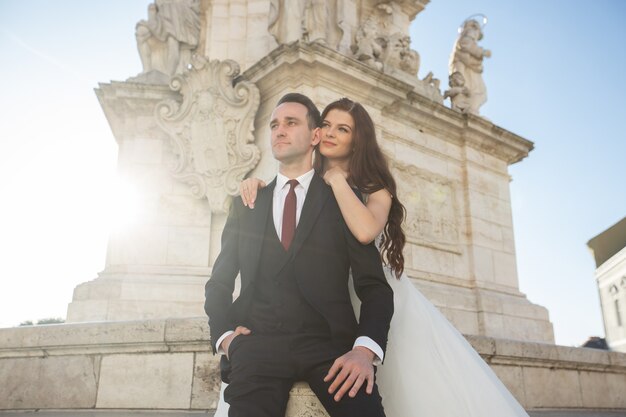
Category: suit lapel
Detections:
[
  {"x1": 290, "y1": 174, "x2": 331, "y2": 256},
  {"x1": 244, "y1": 178, "x2": 276, "y2": 286}
]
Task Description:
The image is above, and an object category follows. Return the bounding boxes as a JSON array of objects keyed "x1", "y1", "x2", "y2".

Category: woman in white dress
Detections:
[{"x1": 215, "y1": 97, "x2": 528, "y2": 417}]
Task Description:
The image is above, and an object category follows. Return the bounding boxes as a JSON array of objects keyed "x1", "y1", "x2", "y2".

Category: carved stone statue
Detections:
[
  {"x1": 448, "y1": 19, "x2": 491, "y2": 114},
  {"x1": 443, "y1": 71, "x2": 471, "y2": 113},
  {"x1": 268, "y1": 0, "x2": 306, "y2": 44},
  {"x1": 135, "y1": 0, "x2": 201, "y2": 80},
  {"x1": 353, "y1": 17, "x2": 383, "y2": 70},
  {"x1": 303, "y1": 0, "x2": 328, "y2": 43},
  {"x1": 156, "y1": 58, "x2": 261, "y2": 213},
  {"x1": 382, "y1": 33, "x2": 420, "y2": 76},
  {"x1": 352, "y1": 3, "x2": 420, "y2": 76},
  {"x1": 422, "y1": 71, "x2": 441, "y2": 91},
  {"x1": 269, "y1": 0, "x2": 342, "y2": 46}
]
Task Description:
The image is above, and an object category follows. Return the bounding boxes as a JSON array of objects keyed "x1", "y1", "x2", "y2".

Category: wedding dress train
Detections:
[
  {"x1": 213, "y1": 269, "x2": 529, "y2": 417},
  {"x1": 371, "y1": 270, "x2": 528, "y2": 416}
]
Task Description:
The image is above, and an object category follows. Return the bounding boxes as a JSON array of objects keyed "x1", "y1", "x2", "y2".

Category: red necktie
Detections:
[{"x1": 281, "y1": 179, "x2": 299, "y2": 250}]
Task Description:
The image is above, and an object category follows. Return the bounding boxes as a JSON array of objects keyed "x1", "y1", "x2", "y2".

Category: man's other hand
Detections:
[
  {"x1": 221, "y1": 326, "x2": 251, "y2": 359},
  {"x1": 323, "y1": 346, "x2": 376, "y2": 401}
]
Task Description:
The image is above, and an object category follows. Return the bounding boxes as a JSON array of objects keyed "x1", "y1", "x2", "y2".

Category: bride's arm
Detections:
[{"x1": 324, "y1": 167, "x2": 391, "y2": 244}]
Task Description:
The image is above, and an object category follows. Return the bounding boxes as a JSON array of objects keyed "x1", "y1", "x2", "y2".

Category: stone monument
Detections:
[
  {"x1": 67, "y1": 0, "x2": 554, "y2": 344},
  {"x1": 2, "y1": 1, "x2": 626, "y2": 415}
]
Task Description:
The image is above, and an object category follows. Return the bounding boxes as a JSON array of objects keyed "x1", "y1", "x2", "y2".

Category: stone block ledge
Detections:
[
  {"x1": 0, "y1": 317, "x2": 211, "y2": 359},
  {"x1": 467, "y1": 335, "x2": 626, "y2": 372},
  {"x1": 1, "y1": 318, "x2": 625, "y2": 411}
]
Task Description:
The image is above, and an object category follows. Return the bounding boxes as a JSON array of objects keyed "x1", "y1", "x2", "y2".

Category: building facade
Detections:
[{"x1": 588, "y1": 217, "x2": 626, "y2": 352}]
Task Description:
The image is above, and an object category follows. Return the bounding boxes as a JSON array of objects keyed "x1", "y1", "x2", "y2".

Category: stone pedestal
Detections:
[{"x1": 66, "y1": 82, "x2": 217, "y2": 322}]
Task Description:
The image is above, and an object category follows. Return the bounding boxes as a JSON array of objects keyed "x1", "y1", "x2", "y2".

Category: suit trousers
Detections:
[{"x1": 223, "y1": 333, "x2": 386, "y2": 417}]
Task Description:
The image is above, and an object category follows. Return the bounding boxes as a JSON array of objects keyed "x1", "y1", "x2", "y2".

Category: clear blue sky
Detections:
[{"x1": 0, "y1": 0, "x2": 624, "y2": 347}]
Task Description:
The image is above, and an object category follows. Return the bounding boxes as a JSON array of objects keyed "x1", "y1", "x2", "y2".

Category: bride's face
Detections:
[{"x1": 320, "y1": 109, "x2": 354, "y2": 163}]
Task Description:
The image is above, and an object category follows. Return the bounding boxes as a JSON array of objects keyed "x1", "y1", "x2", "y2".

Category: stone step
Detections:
[
  {"x1": 1, "y1": 410, "x2": 625, "y2": 417},
  {"x1": 0, "y1": 412, "x2": 211, "y2": 417}
]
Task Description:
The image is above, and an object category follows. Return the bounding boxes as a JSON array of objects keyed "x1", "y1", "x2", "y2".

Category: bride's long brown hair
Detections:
[{"x1": 315, "y1": 98, "x2": 406, "y2": 278}]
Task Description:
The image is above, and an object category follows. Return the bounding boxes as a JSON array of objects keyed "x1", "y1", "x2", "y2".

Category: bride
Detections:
[{"x1": 216, "y1": 97, "x2": 528, "y2": 417}]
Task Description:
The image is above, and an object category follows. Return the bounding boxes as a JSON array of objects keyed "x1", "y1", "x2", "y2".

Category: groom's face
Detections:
[{"x1": 270, "y1": 102, "x2": 320, "y2": 164}]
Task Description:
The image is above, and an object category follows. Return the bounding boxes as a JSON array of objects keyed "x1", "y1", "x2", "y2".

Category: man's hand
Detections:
[
  {"x1": 323, "y1": 346, "x2": 376, "y2": 402},
  {"x1": 220, "y1": 326, "x2": 251, "y2": 360}
]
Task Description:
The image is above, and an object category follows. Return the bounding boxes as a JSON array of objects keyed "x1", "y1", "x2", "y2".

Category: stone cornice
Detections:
[
  {"x1": 95, "y1": 81, "x2": 178, "y2": 143},
  {"x1": 241, "y1": 41, "x2": 418, "y2": 106},
  {"x1": 390, "y1": 93, "x2": 534, "y2": 164},
  {"x1": 463, "y1": 115, "x2": 535, "y2": 164},
  {"x1": 399, "y1": 0, "x2": 431, "y2": 20}
]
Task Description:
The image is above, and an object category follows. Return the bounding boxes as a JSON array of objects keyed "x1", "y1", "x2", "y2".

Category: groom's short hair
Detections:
[{"x1": 276, "y1": 93, "x2": 321, "y2": 130}]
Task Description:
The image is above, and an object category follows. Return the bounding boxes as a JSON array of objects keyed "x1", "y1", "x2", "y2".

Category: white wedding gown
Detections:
[{"x1": 213, "y1": 268, "x2": 529, "y2": 417}]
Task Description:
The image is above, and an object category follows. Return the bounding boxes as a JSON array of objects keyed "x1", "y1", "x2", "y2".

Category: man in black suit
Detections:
[{"x1": 204, "y1": 93, "x2": 393, "y2": 417}]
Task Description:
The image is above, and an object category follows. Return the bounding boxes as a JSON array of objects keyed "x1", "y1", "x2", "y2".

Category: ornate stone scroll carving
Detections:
[
  {"x1": 449, "y1": 18, "x2": 491, "y2": 115},
  {"x1": 133, "y1": 0, "x2": 201, "y2": 83},
  {"x1": 391, "y1": 159, "x2": 459, "y2": 251},
  {"x1": 156, "y1": 57, "x2": 261, "y2": 213}
]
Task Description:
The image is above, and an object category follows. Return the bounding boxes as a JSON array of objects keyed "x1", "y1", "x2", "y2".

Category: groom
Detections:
[{"x1": 204, "y1": 93, "x2": 393, "y2": 417}]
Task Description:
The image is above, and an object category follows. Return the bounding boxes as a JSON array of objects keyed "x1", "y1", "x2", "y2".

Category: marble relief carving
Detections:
[
  {"x1": 382, "y1": 32, "x2": 420, "y2": 75},
  {"x1": 156, "y1": 57, "x2": 261, "y2": 213},
  {"x1": 391, "y1": 160, "x2": 460, "y2": 252},
  {"x1": 268, "y1": 0, "x2": 424, "y2": 78},
  {"x1": 352, "y1": 3, "x2": 420, "y2": 76}
]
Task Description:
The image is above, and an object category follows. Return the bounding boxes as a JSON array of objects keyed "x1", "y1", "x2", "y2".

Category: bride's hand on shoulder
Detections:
[
  {"x1": 240, "y1": 178, "x2": 266, "y2": 209},
  {"x1": 323, "y1": 166, "x2": 349, "y2": 187}
]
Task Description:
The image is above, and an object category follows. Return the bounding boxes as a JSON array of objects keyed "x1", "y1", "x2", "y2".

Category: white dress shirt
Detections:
[
  {"x1": 272, "y1": 170, "x2": 315, "y2": 239},
  {"x1": 217, "y1": 169, "x2": 384, "y2": 363}
]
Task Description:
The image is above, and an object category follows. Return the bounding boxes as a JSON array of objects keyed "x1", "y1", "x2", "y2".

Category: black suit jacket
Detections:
[{"x1": 204, "y1": 174, "x2": 393, "y2": 355}]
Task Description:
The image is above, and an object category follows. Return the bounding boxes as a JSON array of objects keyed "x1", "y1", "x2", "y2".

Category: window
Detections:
[{"x1": 616, "y1": 299, "x2": 623, "y2": 327}]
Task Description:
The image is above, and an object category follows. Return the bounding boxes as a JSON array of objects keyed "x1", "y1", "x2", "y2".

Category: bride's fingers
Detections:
[
  {"x1": 240, "y1": 185, "x2": 249, "y2": 206},
  {"x1": 248, "y1": 183, "x2": 262, "y2": 208},
  {"x1": 247, "y1": 180, "x2": 264, "y2": 208}
]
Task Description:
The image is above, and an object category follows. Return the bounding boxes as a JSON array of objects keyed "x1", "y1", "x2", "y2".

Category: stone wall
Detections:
[{"x1": 1, "y1": 319, "x2": 624, "y2": 412}]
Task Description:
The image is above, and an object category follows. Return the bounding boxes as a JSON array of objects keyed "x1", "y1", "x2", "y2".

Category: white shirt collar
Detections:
[{"x1": 276, "y1": 169, "x2": 315, "y2": 194}]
